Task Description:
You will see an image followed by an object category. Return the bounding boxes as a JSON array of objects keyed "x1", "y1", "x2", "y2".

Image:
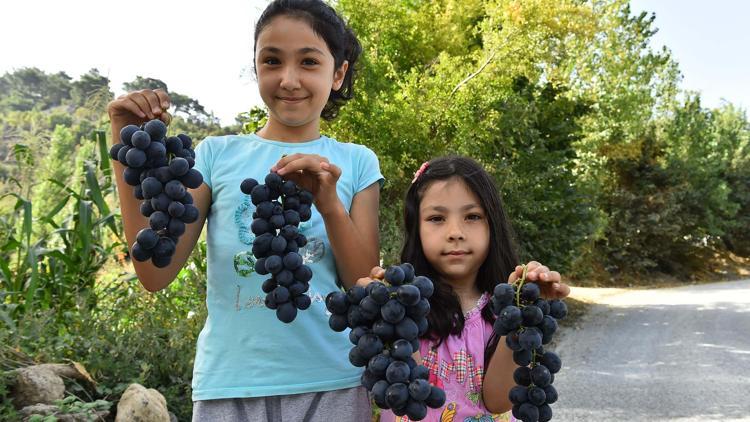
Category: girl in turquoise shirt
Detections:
[{"x1": 107, "y1": 1, "x2": 382, "y2": 420}]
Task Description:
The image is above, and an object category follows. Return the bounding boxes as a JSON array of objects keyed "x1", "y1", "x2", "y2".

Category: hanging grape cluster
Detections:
[
  {"x1": 241, "y1": 172, "x2": 314, "y2": 323},
  {"x1": 492, "y1": 267, "x2": 567, "y2": 422},
  {"x1": 326, "y1": 263, "x2": 446, "y2": 420},
  {"x1": 109, "y1": 119, "x2": 202, "y2": 267}
]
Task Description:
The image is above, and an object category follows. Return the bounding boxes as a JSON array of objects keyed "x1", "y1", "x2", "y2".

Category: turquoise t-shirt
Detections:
[{"x1": 191, "y1": 133, "x2": 384, "y2": 400}]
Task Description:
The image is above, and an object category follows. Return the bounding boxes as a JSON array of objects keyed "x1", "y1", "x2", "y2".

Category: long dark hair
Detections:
[
  {"x1": 253, "y1": 0, "x2": 362, "y2": 120},
  {"x1": 401, "y1": 156, "x2": 519, "y2": 363}
]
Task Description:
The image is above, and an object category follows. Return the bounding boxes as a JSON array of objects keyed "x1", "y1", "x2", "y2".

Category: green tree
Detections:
[
  {"x1": 0, "y1": 68, "x2": 73, "y2": 111},
  {"x1": 699, "y1": 104, "x2": 749, "y2": 255},
  {"x1": 122, "y1": 76, "x2": 214, "y2": 123},
  {"x1": 327, "y1": 0, "x2": 598, "y2": 269},
  {"x1": 70, "y1": 68, "x2": 113, "y2": 109},
  {"x1": 599, "y1": 127, "x2": 710, "y2": 275}
]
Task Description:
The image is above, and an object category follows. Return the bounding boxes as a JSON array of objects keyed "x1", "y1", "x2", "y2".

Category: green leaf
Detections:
[
  {"x1": 94, "y1": 130, "x2": 111, "y2": 173},
  {"x1": 47, "y1": 179, "x2": 82, "y2": 200},
  {"x1": 0, "y1": 236, "x2": 21, "y2": 253},
  {"x1": 84, "y1": 162, "x2": 118, "y2": 236},
  {"x1": 0, "y1": 256, "x2": 14, "y2": 286},
  {"x1": 23, "y1": 244, "x2": 39, "y2": 314},
  {"x1": 39, "y1": 250, "x2": 75, "y2": 268},
  {"x1": 41, "y1": 195, "x2": 71, "y2": 224}
]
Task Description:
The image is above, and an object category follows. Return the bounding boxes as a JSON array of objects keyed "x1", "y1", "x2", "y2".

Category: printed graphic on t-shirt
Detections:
[
  {"x1": 423, "y1": 348, "x2": 484, "y2": 396},
  {"x1": 395, "y1": 347, "x2": 506, "y2": 422},
  {"x1": 395, "y1": 402, "x2": 506, "y2": 422},
  {"x1": 232, "y1": 195, "x2": 326, "y2": 277},
  {"x1": 235, "y1": 195, "x2": 255, "y2": 246},
  {"x1": 300, "y1": 234, "x2": 325, "y2": 263},
  {"x1": 230, "y1": 194, "x2": 327, "y2": 308},
  {"x1": 233, "y1": 284, "x2": 328, "y2": 311},
  {"x1": 233, "y1": 196, "x2": 258, "y2": 277},
  {"x1": 233, "y1": 251, "x2": 256, "y2": 277}
]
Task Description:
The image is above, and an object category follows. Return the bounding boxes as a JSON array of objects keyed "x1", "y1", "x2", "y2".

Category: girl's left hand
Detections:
[
  {"x1": 271, "y1": 154, "x2": 342, "y2": 215},
  {"x1": 508, "y1": 261, "x2": 570, "y2": 300},
  {"x1": 354, "y1": 266, "x2": 385, "y2": 288}
]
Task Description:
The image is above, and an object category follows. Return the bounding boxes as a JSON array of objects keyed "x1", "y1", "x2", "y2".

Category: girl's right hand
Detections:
[{"x1": 107, "y1": 89, "x2": 171, "y2": 125}]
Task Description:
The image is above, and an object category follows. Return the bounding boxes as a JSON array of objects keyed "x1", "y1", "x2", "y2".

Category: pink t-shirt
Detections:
[{"x1": 380, "y1": 293, "x2": 515, "y2": 422}]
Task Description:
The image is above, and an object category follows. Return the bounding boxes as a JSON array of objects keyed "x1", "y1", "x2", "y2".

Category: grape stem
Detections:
[
  {"x1": 511, "y1": 265, "x2": 542, "y2": 375},
  {"x1": 514, "y1": 264, "x2": 528, "y2": 306}
]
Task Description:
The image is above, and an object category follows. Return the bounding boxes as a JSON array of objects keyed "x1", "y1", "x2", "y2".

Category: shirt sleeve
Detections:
[
  {"x1": 355, "y1": 145, "x2": 385, "y2": 194},
  {"x1": 193, "y1": 136, "x2": 213, "y2": 190}
]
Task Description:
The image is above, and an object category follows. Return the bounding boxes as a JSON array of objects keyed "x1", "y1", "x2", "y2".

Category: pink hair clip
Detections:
[{"x1": 411, "y1": 161, "x2": 429, "y2": 184}]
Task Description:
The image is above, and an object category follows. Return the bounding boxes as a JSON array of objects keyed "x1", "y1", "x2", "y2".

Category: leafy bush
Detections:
[{"x1": 0, "y1": 244, "x2": 207, "y2": 421}]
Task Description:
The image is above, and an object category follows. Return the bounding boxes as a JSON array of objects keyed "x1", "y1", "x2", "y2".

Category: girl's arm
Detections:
[
  {"x1": 273, "y1": 155, "x2": 380, "y2": 288},
  {"x1": 108, "y1": 90, "x2": 210, "y2": 292},
  {"x1": 321, "y1": 183, "x2": 380, "y2": 288},
  {"x1": 482, "y1": 339, "x2": 515, "y2": 413}
]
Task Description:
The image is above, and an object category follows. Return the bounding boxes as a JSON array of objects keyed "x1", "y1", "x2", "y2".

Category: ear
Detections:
[{"x1": 332, "y1": 60, "x2": 349, "y2": 91}]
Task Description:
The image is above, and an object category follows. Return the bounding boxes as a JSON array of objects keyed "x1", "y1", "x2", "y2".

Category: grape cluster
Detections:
[
  {"x1": 491, "y1": 269, "x2": 567, "y2": 422},
  {"x1": 325, "y1": 263, "x2": 446, "y2": 420},
  {"x1": 109, "y1": 119, "x2": 203, "y2": 268},
  {"x1": 241, "y1": 172, "x2": 314, "y2": 323}
]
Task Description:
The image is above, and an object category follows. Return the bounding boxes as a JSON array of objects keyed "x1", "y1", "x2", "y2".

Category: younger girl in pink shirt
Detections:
[{"x1": 374, "y1": 156, "x2": 570, "y2": 421}]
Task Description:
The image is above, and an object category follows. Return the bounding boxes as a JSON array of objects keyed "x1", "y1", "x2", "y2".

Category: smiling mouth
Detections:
[{"x1": 278, "y1": 96, "x2": 308, "y2": 102}]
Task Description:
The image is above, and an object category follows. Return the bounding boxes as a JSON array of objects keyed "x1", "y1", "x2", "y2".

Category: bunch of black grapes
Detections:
[
  {"x1": 492, "y1": 268, "x2": 567, "y2": 422},
  {"x1": 109, "y1": 119, "x2": 203, "y2": 268},
  {"x1": 325, "y1": 263, "x2": 446, "y2": 420},
  {"x1": 241, "y1": 172, "x2": 314, "y2": 323}
]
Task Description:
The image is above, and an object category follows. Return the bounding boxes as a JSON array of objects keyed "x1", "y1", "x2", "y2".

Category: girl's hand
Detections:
[
  {"x1": 271, "y1": 154, "x2": 342, "y2": 215},
  {"x1": 508, "y1": 261, "x2": 570, "y2": 300},
  {"x1": 354, "y1": 266, "x2": 385, "y2": 288},
  {"x1": 107, "y1": 89, "x2": 171, "y2": 126}
]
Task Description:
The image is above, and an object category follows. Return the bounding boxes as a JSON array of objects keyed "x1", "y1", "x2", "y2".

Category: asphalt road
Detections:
[{"x1": 553, "y1": 279, "x2": 750, "y2": 421}]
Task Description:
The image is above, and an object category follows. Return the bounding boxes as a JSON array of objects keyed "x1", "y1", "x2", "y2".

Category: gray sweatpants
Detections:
[{"x1": 191, "y1": 386, "x2": 371, "y2": 422}]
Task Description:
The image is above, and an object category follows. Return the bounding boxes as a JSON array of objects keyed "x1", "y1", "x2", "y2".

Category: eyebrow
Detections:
[
  {"x1": 423, "y1": 204, "x2": 482, "y2": 212},
  {"x1": 258, "y1": 46, "x2": 326, "y2": 55}
]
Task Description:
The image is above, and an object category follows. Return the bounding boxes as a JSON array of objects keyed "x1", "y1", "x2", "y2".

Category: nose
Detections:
[
  {"x1": 446, "y1": 219, "x2": 465, "y2": 241},
  {"x1": 279, "y1": 65, "x2": 301, "y2": 91}
]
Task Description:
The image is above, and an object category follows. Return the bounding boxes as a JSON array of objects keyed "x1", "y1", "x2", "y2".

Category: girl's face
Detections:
[
  {"x1": 255, "y1": 16, "x2": 348, "y2": 130},
  {"x1": 418, "y1": 178, "x2": 490, "y2": 287}
]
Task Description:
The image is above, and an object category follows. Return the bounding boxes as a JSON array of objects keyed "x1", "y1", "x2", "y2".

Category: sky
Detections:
[
  {"x1": 0, "y1": 1, "x2": 748, "y2": 125},
  {"x1": 0, "y1": 0, "x2": 269, "y2": 125},
  {"x1": 628, "y1": 0, "x2": 750, "y2": 111}
]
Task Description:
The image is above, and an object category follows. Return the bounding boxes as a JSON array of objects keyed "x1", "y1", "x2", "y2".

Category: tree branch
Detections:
[{"x1": 450, "y1": 50, "x2": 497, "y2": 97}]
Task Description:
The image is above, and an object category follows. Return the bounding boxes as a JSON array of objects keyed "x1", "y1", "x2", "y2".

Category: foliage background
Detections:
[{"x1": 1, "y1": 0, "x2": 748, "y2": 420}]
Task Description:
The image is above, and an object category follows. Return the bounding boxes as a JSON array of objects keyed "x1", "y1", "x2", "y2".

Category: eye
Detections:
[
  {"x1": 302, "y1": 58, "x2": 319, "y2": 66},
  {"x1": 262, "y1": 57, "x2": 280, "y2": 65},
  {"x1": 426, "y1": 215, "x2": 444, "y2": 223},
  {"x1": 466, "y1": 214, "x2": 483, "y2": 221}
]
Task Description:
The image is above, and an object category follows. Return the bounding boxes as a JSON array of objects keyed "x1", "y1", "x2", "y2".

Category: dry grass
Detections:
[
  {"x1": 569, "y1": 251, "x2": 750, "y2": 289},
  {"x1": 556, "y1": 297, "x2": 592, "y2": 330}
]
